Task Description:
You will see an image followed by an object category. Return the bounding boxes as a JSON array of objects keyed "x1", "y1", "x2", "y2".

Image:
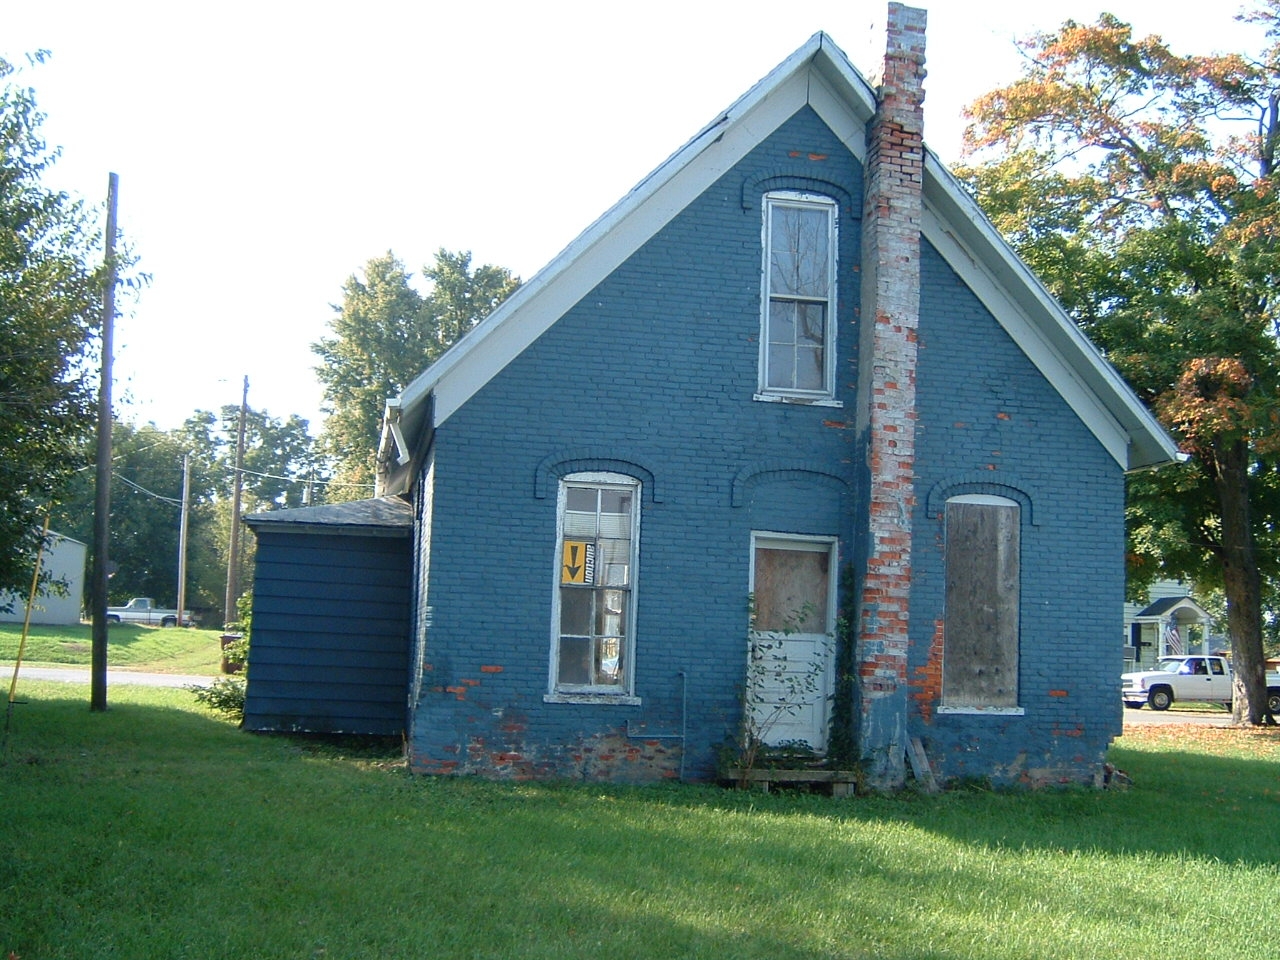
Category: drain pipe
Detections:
[{"x1": 625, "y1": 669, "x2": 688, "y2": 781}]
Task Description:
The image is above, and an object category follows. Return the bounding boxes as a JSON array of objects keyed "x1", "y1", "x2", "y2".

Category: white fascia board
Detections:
[
  {"x1": 397, "y1": 35, "x2": 844, "y2": 429},
  {"x1": 419, "y1": 62, "x2": 824, "y2": 427},
  {"x1": 921, "y1": 154, "x2": 1179, "y2": 471}
]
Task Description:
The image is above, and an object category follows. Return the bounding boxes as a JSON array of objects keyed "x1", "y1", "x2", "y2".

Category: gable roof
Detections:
[
  {"x1": 1134, "y1": 595, "x2": 1212, "y2": 622},
  {"x1": 378, "y1": 31, "x2": 1179, "y2": 493}
]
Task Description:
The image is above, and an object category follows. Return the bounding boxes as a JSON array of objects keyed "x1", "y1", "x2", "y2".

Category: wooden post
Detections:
[
  {"x1": 223, "y1": 377, "x2": 248, "y2": 627},
  {"x1": 177, "y1": 454, "x2": 190, "y2": 627},
  {"x1": 91, "y1": 173, "x2": 119, "y2": 712}
]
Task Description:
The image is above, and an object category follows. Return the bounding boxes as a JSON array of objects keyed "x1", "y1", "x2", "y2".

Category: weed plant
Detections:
[{"x1": 1, "y1": 682, "x2": 1277, "y2": 960}]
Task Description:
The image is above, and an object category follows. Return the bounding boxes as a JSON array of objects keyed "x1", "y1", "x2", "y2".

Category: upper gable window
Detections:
[{"x1": 758, "y1": 191, "x2": 837, "y2": 401}]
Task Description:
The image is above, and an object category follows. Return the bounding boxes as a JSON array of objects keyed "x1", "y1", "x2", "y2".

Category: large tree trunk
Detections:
[{"x1": 1215, "y1": 437, "x2": 1274, "y2": 725}]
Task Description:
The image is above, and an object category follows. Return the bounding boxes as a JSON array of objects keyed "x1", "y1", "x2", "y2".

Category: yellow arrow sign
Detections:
[{"x1": 562, "y1": 541, "x2": 589, "y2": 583}]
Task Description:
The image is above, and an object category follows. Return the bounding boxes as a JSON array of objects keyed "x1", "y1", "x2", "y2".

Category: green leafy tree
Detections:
[
  {"x1": 0, "y1": 54, "x2": 110, "y2": 596},
  {"x1": 958, "y1": 8, "x2": 1280, "y2": 722},
  {"x1": 180, "y1": 406, "x2": 326, "y2": 511},
  {"x1": 313, "y1": 249, "x2": 519, "y2": 493},
  {"x1": 52, "y1": 422, "x2": 199, "y2": 608}
]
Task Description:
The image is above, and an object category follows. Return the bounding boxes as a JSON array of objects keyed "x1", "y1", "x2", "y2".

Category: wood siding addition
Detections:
[{"x1": 245, "y1": 530, "x2": 412, "y2": 736}]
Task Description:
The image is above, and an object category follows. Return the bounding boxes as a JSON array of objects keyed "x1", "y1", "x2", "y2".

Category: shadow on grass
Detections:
[
  {"x1": 5, "y1": 688, "x2": 1277, "y2": 959},
  {"x1": 7, "y1": 685, "x2": 1278, "y2": 870}
]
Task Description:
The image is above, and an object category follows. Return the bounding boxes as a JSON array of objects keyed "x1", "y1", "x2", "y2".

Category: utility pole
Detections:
[
  {"x1": 177, "y1": 454, "x2": 190, "y2": 628},
  {"x1": 91, "y1": 173, "x2": 118, "y2": 712},
  {"x1": 223, "y1": 376, "x2": 248, "y2": 627}
]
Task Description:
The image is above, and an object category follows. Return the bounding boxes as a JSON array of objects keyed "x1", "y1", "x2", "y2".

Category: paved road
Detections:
[
  {"x1": 1122, "y1": 706, "x2": 1231, "y2": 727},
  {"x1": 2, "y1": 665, "x2": 215, "y2": 688}
]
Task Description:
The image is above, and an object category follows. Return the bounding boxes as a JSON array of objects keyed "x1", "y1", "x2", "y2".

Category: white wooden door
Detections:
[{"x1": 748, "y1": 535, "x2": 837, "y2": 751}]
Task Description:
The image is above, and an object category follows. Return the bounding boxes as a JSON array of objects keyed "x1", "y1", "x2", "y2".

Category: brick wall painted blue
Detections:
[
  {"x1": 911, "y1": 242, "x2": 1126, "y2": 785},
  {"x1": 407, "y1": 105, "x2": 1129, "y2": 787},
  {"x1": 410, "y1": 107, "x2": 862, "y2": 781}
]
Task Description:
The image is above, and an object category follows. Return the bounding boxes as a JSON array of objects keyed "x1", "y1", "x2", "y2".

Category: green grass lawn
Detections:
[
  {"x1": 0, "y1": 620, "x2": 225, "y2": 674},
  {"x1": 2, "y1": 682, "x2": 1278, "y2": 960}
]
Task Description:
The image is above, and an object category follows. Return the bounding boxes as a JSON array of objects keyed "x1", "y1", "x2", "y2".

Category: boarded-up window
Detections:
[{"x1": 943, "y1": 496, "x2": 1019, "y2": 708}]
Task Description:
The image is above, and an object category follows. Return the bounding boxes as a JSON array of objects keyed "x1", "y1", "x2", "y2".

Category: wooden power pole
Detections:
[
  {"x1": 223, "y1": 376, "x2": 248, "y2": 627},
  {"x1": 91, "y1": 173, "x2": 119, "y2": 712}
]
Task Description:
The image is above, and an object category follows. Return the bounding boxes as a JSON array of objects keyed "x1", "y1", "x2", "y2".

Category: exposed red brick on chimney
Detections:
[{"x1": 857, "y1": 4, "x2": 926, "y2": 772}]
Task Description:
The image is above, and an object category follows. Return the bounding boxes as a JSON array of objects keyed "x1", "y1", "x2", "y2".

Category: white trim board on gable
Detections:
[{"x1": 379, "y1": 31, "x2": 1176, "y2": 492}]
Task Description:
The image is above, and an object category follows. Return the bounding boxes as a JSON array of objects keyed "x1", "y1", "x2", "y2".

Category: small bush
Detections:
[{"x1": 191, "y1": 676, "x2": 245, "y2": 722}]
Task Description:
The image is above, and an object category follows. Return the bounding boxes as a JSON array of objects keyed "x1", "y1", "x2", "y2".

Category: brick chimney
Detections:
[{"x1": 856, "y1": 2, "x2": 926, "y2": 789}]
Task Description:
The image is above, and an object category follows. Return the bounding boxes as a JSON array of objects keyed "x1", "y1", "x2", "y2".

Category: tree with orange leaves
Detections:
[{"x1": 958, "y1": 6, "x2": 1280, "y2": 724}]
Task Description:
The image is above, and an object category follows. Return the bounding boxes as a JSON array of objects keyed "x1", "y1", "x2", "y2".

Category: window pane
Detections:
[
  {"x1": 753, "y1": 546, "x2": 829, "y2": 633},
  {"x1": 767, "y1": 343, "x2": 795, "y2": 389},
  {"x1": 795, "y1": 302, "x2": 825, "y2": 345},
  {"x1": 600, "y1": 489, "x2": 631, "y2": 516},
  {"x1": 559, "y1": 587, "x2": 593, "y2": 636},
  {"x1": 796, "y1": 345, "x2": 824, "y2": 391},
  {"x1": 566, "y1": 488, "x2": 597, "y2": 512},
  {"x1": 598, "y1": 539, "x2": 630, "y2": 585},
  {"x1": 563, "y1": 510, "x2": 597, "y2": 538},
  {"x1": 597, "y1": 637, "x2": 623, "y2": 684},
  {"x1": 598, "y1": 514, "x2": 630, "y2": 539},
  {"x1": 770, "y1": 205, "x2": 829, "y2": 299},
  {"x1": 597, "y1": 589, "x2": 628, "y2": 638},
  {"x1": 558, "y1": 636, "x2": 592, "y2": 685},
  {"x1": 768, "y1": 300, "x2": 796, "y2": 345}
]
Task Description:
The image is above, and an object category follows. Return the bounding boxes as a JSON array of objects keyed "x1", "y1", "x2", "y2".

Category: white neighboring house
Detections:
[
  {"x1": 1123, "y1": 580, "x2": 1216, "y2": 669},
  {"x1": 0, "y1": 532, "x2": 87, "y2": 626}
]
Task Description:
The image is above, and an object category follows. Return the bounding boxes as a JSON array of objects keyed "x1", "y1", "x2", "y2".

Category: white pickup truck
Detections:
[
  {"x1": 106, "y1": 597, "x2": 195, "y2": 627},
  {"x1": 1122, "y1": 655, "x2": 1280, "y2": 712}
]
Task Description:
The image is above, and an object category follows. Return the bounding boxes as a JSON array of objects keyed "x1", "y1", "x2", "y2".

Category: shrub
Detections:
[{"x1": 191, "y1": 676, "x2": 246, "y2": 722}]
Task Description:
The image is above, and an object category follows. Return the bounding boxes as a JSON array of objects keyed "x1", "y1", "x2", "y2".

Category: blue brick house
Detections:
[{"x1": 253, "y1": 7, "x2": 1178, "y2": 789}]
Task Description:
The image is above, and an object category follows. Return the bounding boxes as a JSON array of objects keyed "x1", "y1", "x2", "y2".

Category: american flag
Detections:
[{"x1": 1164, "y1": 621, "x2": 1183, "y2": 655}]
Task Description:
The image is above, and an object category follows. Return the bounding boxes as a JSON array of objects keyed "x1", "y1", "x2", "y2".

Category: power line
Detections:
[{"x1": 114, "y1": 472, "x2": 182, "y2": 507}]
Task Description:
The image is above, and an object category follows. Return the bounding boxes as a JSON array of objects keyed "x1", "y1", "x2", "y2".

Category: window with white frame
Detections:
[
  {"x1": 759, "y1": 191, "x2": 837, "y2": 399},
  {"x1": 942, "y1": 495, "x2": 1021, "y2": 711},
  {"x1": 550, "y1": 473, "x2": 639, "y2": 697}
]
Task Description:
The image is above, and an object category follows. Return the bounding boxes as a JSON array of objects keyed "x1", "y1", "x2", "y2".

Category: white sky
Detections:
[{"x1": 4, "y1": 1, "x2": 1265, "y2": 434}]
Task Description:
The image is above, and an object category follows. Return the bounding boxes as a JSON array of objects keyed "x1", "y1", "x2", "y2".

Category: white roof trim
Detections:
[
  {"x1": 386, "y1": 31, "x2": 1176, "y2": 483},
  {"x1": 920, "y1": 154, "x2": 1178, "y2": 470},
  {"x1": 400, "y1": 34, "x2": 861, "y2": 431}
]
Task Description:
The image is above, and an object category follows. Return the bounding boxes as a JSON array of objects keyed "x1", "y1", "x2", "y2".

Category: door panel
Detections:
[{"x1": 748, "y1": 537, "x2": 836, "y2": 751}]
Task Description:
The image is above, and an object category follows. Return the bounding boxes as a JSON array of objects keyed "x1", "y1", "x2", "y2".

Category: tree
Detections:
[
  {"x1": 957, "y1": 8, "x2": 1280, "y2": 723},
  {"x1": 0, "y1": 54, "x2": 109, "y2": 597},
  {"x1": 313, "y1": 249, "x2": 519, "y2": 492}
]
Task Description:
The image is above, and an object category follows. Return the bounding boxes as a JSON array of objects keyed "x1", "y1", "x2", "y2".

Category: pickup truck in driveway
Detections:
[
  {"x1": 105, "y1": 597, "x2": 195, "y2": 627},
  {"x1": 1122, "y1": 655, "x2": 1280, "y2": 711}
]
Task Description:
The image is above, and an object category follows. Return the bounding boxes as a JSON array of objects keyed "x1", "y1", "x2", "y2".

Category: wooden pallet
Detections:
[{"x1": 725, "y1": 768, "x2": 861, "y2": 797}]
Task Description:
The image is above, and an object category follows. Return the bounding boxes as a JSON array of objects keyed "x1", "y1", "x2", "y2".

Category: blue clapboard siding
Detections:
[{"x1": 244, "y1": 525, "x2": 412, "y2": 736}]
